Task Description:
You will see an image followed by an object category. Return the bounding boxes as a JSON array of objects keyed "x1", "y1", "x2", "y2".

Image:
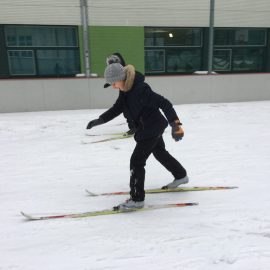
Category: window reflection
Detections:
[
  {"x1": 215, "y1": 28, "x2": 266, "y2": 46},
  {"x1": 167, "y1": 49, "x2": 201, "y2": 73},
  {"x1": 145, "y1": 27, "x2": 202, "y2": 74},
  {"x1": 8, "y1": 50, "x2": 35, "y2": 75},
  {"x1": 145, "y1": 28, "x2": 202, "y2": 47},
  {"x1": 145, "y1": 50, "x2": 165, "y2": 73},
  {"x1": 37, "y1": 50, "x2": 80, "y2": 75},
  {"x1": 232, "y1": 48, "x2": 264, "y2": 71},
  {"x1": 5, "y1": 26, "x2": 78, "y2": 47},
  {"x1": 213, "y1": 50, "x2": 231, "y2": 71},
  {"x1": 214, "y1": 28, "x2": 266, "y2": 72},
  {"x1": 5, "y1": 25, "x2": 80, "y2": 76}
]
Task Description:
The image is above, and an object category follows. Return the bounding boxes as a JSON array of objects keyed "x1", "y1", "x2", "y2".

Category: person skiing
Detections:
[{"x1": 86, "y1": 63, "x2": 188, "y2": 209}]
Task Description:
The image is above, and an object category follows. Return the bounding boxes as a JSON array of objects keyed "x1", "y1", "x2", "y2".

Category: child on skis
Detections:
[{"x1": 86, "y1": 63, "x2": 188, "y2": 209}]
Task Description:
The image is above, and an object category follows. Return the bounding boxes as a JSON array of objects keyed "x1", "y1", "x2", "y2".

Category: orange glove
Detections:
[{"x1": 170, "y1": 120, "x2": 184, "y2": 141}]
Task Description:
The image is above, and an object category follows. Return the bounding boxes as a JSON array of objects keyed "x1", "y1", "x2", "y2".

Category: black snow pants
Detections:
[{"x1": 129, "y1": 135, "x2": 186, "y2": 201}]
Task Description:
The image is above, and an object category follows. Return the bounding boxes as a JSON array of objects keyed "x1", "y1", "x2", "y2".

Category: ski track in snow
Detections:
[{"x1": 0, "y1": 101, "x2": 270, "y2": 269}]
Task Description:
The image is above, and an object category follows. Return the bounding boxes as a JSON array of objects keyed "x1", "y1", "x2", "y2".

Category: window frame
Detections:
[
  {"x1": 214, "y1": 28, "x2": 267, "y2": 73},
  {"x1": 213, "y1": 49, "x2": 232, "y2": 71},
  {"x1": 7, "y1": 49, "x2": 36, "y2": 75},
  {"x1": 4, "y1": 24, "x2": 80, "y2": 77},
  {"x1": 144, "y1": 27, "x2": 203, "y2": 75}
]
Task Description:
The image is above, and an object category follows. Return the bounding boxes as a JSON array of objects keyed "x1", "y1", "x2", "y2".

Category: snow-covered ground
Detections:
[{"x1": 1, "y1": 101, "x2": 270, "y2": 270}]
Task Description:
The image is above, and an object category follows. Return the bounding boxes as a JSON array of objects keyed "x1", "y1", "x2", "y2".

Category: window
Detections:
[
  {"x1": 214, "y1": 28, "x2": 267, "y2": 72},
  {"x1": 36, "y1": 50, "x2": 80, "y2": 75},
  {"x1": 232, "y1": 48, "x2": 264, "y2": 71},
  {"x1": 4, "y1": 25, "x2": 80, "y2": 77},
  {"x1": 145, "y1": 27, "x2": 203, "y2": 74},
  {"x1": 215, "y1": 29, "x2": 266, "y2": 46},
  {"x1": 145, "y1": 50, "x2": 165, "y2": 73},
  {"x1": 166, "y1": 49, "x2": 201, "y2": 73},
  {"x1": 145, "y1": 28, "x2": 202, "y2": 47},
  {"x1": 213, "y1": 49, "x2": 231, "y2": 71},
  {"x1": 8, "y1": 50, "x2": 35, "y2": 75}
]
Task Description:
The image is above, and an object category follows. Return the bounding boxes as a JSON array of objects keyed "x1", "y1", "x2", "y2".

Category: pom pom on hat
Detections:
[{"x1": 106, "y1": 53, "x2": 126, "y2": 66}]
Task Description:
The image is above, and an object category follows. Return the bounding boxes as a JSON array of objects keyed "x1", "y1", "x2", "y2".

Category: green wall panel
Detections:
[{"x1": 89, "y1": 26, "x2": 144, "y2": 76}]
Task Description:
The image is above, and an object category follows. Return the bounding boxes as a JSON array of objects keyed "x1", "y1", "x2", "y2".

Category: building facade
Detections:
[{"x1": 0, "y1": 0, "x2": 270, "y2": 78}]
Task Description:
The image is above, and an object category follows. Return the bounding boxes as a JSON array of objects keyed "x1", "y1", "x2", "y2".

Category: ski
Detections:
[
  {"x1": 86, "y1": 186, "x2": 238, "y2": 197},
  {"x1": 81, "y1": 133, "x2": 133, "y2": 144},
  {"x1": 85, "y1": 132, "x2": 127, "y2": 137},
  {"x1": 20, "y1": 202, "x2": 198, "y2": 221}
]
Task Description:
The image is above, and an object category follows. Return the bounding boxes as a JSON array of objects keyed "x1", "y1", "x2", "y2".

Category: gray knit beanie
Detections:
[{"x1": 104, "y1": 63, "x2": 126, "y2": 84}]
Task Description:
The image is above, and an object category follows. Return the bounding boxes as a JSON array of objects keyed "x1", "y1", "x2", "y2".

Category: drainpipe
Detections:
[
  {"x1": 208, "y1": 0, "x2": 215, "y2": 74},
  {"x1": 80, "y1": 0, "x2": 90, "y2": 77}
]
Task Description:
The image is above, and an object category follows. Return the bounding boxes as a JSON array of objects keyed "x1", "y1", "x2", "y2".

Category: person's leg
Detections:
[
  {"x1": 129, "y1": 137, "x2": 160, "y2": 201},
  {"x1": 152, "y1": 136, "x2": 187, "y2": 180}
]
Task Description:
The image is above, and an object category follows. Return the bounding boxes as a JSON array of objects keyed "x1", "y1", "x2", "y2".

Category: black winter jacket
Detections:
[{"x1": 100, "y1": 65, "x2": 179, "y2": 141}]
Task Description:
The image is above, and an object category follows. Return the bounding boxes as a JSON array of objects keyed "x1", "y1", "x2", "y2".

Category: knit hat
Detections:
[
  {"x1": 104, "y1": 63, "x2": 126, "y2": 84},
  {"x1": 104, "y1": 53, "x2": 126, "y2": 88}
]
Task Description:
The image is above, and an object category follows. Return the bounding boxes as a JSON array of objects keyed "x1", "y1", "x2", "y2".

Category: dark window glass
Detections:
[
  {"x1": 36, "y1": 50, "x2": 80, "y2": 75},
  {"x1": 8, "y1": 50, "x2": 35, "y2": 75},
  {"x1": 215, "y1": 29, "x2": 266, "y2": 46},
  {"x1": 145, "y1": 50, "x2": 165, "y2": 73},
  {"x1": 4, "y1": 25, "x2": 80, "y2": 77},
  {"x1": 166, "y1": 49, "x2": 201, "y2": 73},
  {"x1": 145, "y1": 28, "x2": 201, "y2": 47},
  {"x1": 144, "y1": 27, "x2": 203, "y2": 74},
  {"x1": 213, "y1": 49, "x2": 231, "y2": 71},
  {"x1": 5, "y1": 26, "x2": 78, "y2": 47},
  {"x1": 213, "y1": 28, "x2": 267, "y2": 72},
  {"x1": 232, "y1": 48, "x2": 265, "y2": 71}
]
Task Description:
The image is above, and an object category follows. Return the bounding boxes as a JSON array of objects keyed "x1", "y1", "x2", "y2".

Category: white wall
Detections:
[
  {"x1": 89, "y1": 0, "x2": 270, "y2": 27},
  {"x1": 1, "y1": 0, "x2": 270, "y2": 27},
  {"x1": 0, "y1": 74, "x2": 269, "y2": 113},
  {"x1": 215, "y1": 0, "x2": 270, "y2": 27},
  {"x1": 0, "y1": 0, "x2": 80, "y2": 25}
]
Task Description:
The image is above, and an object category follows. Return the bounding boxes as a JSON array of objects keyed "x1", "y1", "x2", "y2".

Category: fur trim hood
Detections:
[
  {"x1": 122, "y1": 65, "x2": 145, "y2": 92},
  {"x1": 122, "y1": 65, "x2": 136, "y2": 92}
]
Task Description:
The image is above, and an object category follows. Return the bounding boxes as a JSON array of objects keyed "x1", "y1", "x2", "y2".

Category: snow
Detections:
[{"x1": 1, "y1": 101, "x2": 270, "y2": 270}]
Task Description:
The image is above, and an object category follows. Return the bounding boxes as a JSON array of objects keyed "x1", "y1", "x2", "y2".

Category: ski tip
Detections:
[
  {"x1": 20, "y1": 211, "x2": 28, "y2": 217},
  {"x1": 20, "y1": 211, "x2": 37, "y2": 220},
  {"x1": 85, "y1": 189, "x2": 98, "y2": 196},
  {"x1": 190, "y1": 202, "x2": 199, "y2": 206}
]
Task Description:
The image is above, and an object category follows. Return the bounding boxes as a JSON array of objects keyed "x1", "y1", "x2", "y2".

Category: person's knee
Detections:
[
  {"x1": 130, "y1": 154, "x2": 146, "y2": 168},
  {"x1": 153, "y1": 148, "x2": 167, "y2": 160}
]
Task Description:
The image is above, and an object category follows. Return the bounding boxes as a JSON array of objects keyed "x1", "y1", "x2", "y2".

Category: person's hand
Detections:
[
  {"x1": 170, "y1": 120, "x2": 184, "y2": 141},
  {"x1": 86, "y1": 118, "x2": 104, "y2": 129},
  {"x1": 123, "y1": 129, "x2": 136, "y2": 136}
]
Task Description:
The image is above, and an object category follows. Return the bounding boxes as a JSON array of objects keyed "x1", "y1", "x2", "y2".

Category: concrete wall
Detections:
[
  {"x1": 146, "y1": 73, "x2": 270, "y2": 104},
  {"x1": 0, "y1": 73, "x2": 269, "y2": 113}
]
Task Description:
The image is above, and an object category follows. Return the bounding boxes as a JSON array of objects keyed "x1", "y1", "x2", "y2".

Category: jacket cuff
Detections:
[{"x1": 170, "y1": 119, "x2": 182, "y2": 127}]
